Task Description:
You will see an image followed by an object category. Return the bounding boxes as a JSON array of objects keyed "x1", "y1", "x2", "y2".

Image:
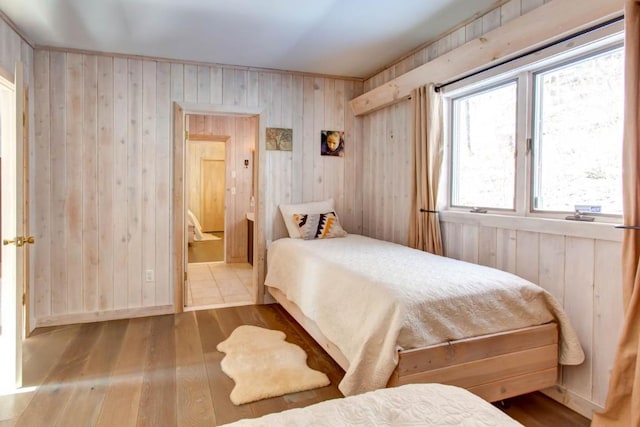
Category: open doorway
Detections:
[
  {"x1": 183, "y1": 113, "x2": 256, "y2": 310},
  {"x1": 0, "y1": 63, "x2": 26, "y2": 392},
  {"x1": 186, "y1": 134, "x2": 227, "y2": 264}
]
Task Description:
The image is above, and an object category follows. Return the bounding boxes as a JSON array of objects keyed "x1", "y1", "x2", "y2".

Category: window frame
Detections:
[
  {"x1": 529, "y1": 44, "x2": 624, "y2": 217},
  {"x1": 448, "y1": 78, "x2": 521, "y2": 213},
  {"x1": 441, "y1": 21, "x2": 624, "y2": 222}
]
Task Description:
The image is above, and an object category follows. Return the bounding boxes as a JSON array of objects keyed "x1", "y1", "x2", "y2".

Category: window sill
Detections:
[{"x1": 439, "y1": 210, "x2": 622, "y2": 242}]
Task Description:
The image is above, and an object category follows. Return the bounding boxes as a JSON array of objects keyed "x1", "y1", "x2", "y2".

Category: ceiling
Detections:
[{"x1": 0, "y1": 0, "x2": 498, "y2": 78}]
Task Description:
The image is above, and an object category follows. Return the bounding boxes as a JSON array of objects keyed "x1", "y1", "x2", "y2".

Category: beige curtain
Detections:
[
  {"x1": 408, "y1": 83, "x2": 444, "y2": 255},
  {"x1": 592, "y1": 1, "x2": 640, "y2": 425}
]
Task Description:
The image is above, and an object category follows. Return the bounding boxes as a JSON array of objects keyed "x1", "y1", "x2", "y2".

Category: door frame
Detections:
[
  {"x1": 172, "y1": 102, "x2": 265, "y2": 313},
  {"x1": 0, "y1": 61, "x2": 25, "y2": 391}
]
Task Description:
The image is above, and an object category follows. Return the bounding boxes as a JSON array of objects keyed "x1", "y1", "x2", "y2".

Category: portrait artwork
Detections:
[
  {"x1": 266, "y1": 127, "x2": 293, "y2": 151},
  {"x1": 321, "y1": 130, "x2": 344, "y2": 157}
]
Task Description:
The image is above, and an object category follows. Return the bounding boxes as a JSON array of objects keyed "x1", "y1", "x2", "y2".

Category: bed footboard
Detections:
[
  {"x1": 267, "y1": 285, "x2": 558, "y2": 402},
  {"x1": 387, "y1": 323, "x2": 558, "y2": 402}
]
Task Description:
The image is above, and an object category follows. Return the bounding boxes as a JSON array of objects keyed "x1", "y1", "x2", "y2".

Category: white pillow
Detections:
[{"x1": 279, "y1": 198, "x2": 335, "y2": 238}]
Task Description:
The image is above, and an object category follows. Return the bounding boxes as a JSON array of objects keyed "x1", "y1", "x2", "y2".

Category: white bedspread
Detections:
[
  {"x1": 265, "y1": 235, "x2": 584, "y2": 396},
  {"x1": 221, "y1": 383, "x2": 523, "y2": 426}
]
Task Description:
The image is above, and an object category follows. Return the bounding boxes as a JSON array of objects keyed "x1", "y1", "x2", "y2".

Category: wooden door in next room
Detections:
[{"x1": 201, "y1": 159, "x2": 225, "y2": 233}]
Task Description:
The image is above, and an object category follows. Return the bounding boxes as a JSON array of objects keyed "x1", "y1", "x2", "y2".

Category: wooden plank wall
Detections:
[
  {"x1": 358, "y1": 0, "x2": 620, "y2": 416},
  {"x1": 186, "y1": 114, "x2": 255, "y2": 263},
  {"x1": 31, "y1": 49, "x2": 363, "y2": 326},
  {"x1": 363, "y1": 0, "x2": 551, "y2": 92},
  {"x1": 360, "y1": 1, "x2": 553, "y2": 245},
  {"x1": 361, "y1": 100, "x2": 412, "y2": 245},
  {"x1": 0, "y1": 19, "x2": 34, "y2": 329},
  {"x1": 440, "y1": 220, "x2": 623, "y2": 413}
]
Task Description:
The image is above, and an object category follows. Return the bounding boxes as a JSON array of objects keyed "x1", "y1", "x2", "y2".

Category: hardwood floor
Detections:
[{"x1": 0, "y1": 304, "x2": 590, "y2": 426}]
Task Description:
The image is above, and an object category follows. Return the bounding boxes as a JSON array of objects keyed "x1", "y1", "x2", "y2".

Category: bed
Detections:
[
  {"x1": 187, "y1": 209, "x2": 205, "y2": 243},
  {"x1": 264, "y1": 231, "x2": 584, "y2": 402},
  {"x1": 220, "y1": 383, "x2": 524, "y2": 426}
]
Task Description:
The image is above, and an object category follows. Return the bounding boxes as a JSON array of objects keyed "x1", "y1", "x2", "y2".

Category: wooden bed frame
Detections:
[{"x1": 267, "y1": 286, "x2": 559, "y2": 402}]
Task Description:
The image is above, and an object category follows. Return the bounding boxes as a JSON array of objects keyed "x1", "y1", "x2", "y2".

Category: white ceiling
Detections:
[{"x1": 0, "y1": 0, "x2": 497, "y2": 78}]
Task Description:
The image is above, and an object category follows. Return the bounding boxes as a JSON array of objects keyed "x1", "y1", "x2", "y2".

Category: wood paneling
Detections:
[
  {"x1": 357, "y1": 0, "x2": 623, "y2": 115},
  {"x1": 361, "y1": 100, "x2": 412, "y2": 245},
  {"x1": 439, "y1": 218, "x2": 623, "y2": 416},
  {"x1": 31, "y1": 49, "x2": 363, "y2": 326}
]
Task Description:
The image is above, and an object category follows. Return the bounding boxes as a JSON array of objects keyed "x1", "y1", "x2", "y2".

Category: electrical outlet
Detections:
[{"x1": 145, "y1": 269, "x2": 154, "y2": 282}]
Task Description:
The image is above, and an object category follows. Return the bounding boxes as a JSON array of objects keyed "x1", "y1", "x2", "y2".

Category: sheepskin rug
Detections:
[{"x1": 217, "y1": 325, "x2": 330, "y2": 405}]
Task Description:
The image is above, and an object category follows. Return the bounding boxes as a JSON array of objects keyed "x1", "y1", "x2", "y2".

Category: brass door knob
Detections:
[
  {"x1": 3, "y1": 237, "x2": 23, "y2": 247},
  {"x1": 2, "y1": 236, "x2": 34, "y2": 246}
]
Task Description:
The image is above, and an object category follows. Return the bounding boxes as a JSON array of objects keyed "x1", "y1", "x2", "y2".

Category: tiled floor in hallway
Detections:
[{"x1": 185, "y1": 262, "x2": 252, "y2": 308}]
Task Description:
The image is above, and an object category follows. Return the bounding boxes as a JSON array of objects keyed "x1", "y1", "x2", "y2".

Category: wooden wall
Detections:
[
  {"x1": 360, "y1": 0, "x2": 555, "y2": 246},
  {"x1": 186, "y1": 114, "x2": 256, "y2": 262},
  {"x1": 31, "y1": 49, "x2": 363, "y2": 326},
  {"x1": 440, "y1": 217, "x2": 623, "y2": 414},
  {"x1": 0, "y1": 19, "x2": 34, "y2": 330},
  {"x1": 361, "y1": 100, "x2": 412, "y2": 245},
  {"x1": 364, "y1": 0, "x2": 551, "y2": 92},
  {"x1": 357, "y1": 0, "x2": 621, "y2": 417}
]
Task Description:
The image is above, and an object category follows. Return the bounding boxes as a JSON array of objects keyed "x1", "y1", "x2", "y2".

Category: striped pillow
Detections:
[{"x1": 293, "y1": 212, "x2": 347, "y2": 240}]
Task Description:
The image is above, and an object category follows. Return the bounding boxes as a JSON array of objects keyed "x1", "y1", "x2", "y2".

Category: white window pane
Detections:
[
  {"x1": 451, "y1": 82, "x2": 517, "y2": 209},
  {"x1": 533, "y1": 47, "x2": 623, "y2": 214}
]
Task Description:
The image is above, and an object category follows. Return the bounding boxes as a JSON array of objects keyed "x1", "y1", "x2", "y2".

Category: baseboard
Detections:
[
  {"x1": 542, "y1": 385, "x2": 604, "y2": 419},
  {"x1": 34, "y1": 305, "x2": 175, "y2": 328}
]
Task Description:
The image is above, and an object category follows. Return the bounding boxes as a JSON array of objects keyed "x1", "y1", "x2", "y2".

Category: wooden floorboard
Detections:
[
  {"x1": 96, "y1": 317, "x2": 150, "y2": 427},
  {"x1": 175, "y1": 312, "x2": 215, "y2": 427},
  {"x1": 137, "y1": 314, "x2": 178, "y2": 427},
  {"x1": 5, "y1": 303, "x2": 590, "y2": 426}
]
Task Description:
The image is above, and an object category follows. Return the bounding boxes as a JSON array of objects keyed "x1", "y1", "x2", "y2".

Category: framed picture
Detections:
[
  {"x1": 266, "y1": 127, "x2": 293, "y2": 151},
  {"x1": 321, "y1": 130, "x2": 344, "y2": 157}
]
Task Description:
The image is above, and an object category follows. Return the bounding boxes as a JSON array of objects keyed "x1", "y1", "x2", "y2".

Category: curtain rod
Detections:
[{"x1": 434, "y1": 15, "x2": 624, "y2": 93}]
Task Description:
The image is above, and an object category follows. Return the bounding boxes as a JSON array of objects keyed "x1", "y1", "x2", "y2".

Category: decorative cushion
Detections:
[
  {"x1": 279, "y1": 199, "x2": 335, "y2": 238},
  {"x1": 293, "y1": 212, "x2": 347, "y2": 240}
]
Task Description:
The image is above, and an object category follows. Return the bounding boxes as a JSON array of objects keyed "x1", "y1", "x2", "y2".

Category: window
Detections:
[
  {"x1": 532, "y1": 48, "x2": 624, "y2": 214},
  {"x1": 450, "y1": 82, "x2": 517, "y2": 210},
  {"x1": 445, "y1": 27, "x2": 623, "y2": 219}
]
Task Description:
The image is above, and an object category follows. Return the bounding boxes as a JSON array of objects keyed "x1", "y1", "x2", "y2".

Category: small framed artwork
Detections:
[
  {"x1": 266, "y1": 127, "x2": 293, "y2": 151},
  {"x1": 321, "y1": 130, "x2": 344, "y2": 157}
]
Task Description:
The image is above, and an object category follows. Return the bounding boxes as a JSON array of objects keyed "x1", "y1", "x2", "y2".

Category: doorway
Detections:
[
  {"x1": 183, "y1": 113, "x2": 256, "y2": 310},
  {"x1": 187, "y1": 136, "x2": 227, "y2": 265},
  {"x1": 0, "y1": 62, "x2": 26, "y2": 392}
]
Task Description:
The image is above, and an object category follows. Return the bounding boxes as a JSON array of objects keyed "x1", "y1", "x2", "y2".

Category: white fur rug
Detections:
[{"x1": 217, "y1": 325, "x2": 330, "y2": 405}]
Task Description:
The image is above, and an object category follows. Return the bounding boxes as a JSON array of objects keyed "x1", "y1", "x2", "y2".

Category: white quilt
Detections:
[
  {"x1": 220, "y1": 383, "x2": 523, "y2": 426},
  {"x1": 265, "y1": 235, "x2": 584, "y2": 396}
]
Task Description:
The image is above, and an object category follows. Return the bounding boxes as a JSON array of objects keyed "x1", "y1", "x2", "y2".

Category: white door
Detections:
[{"x1": 0, "y1": 62, "x2": 26, "y2": 391}]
